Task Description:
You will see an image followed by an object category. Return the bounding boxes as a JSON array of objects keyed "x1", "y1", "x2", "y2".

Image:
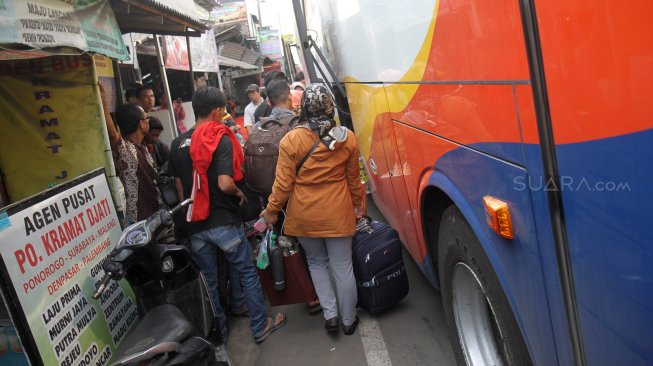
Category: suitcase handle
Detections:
[{"x1": 356, "y1": 216, "x2": 374, "y2": 234}]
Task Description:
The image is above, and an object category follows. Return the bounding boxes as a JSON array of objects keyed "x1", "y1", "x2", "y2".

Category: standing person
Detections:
[
  {"x1": 124, "y1": 86, "x2": 140, "y2": 105},
  {"x1": 253, "y1": 71, "x2": 287, "y2": 124},
  {"x1": 293, "y1": 71, "x2": 305, "y2": 88},
  {"x1": 249, "y1": 79, "x2": 322, "y2": 315},
  {"x1": 144, "y1": 116, "x2": 170, "y2": 169},
  {"x1": 99, "y1": 82, "x2": 160, "y2": 225},
  {"x1": 265, "y1": 80, "x2": 295, "y2": 122},
  {"x1": 291, "y1": 81, "x2": 305, "y2": 92},
  {"x1": 260, "y1": 84, "x2": 364, "y2": 335},
  {"x1": 136, "y1": 84, "x2": 156, "y2": 113},
  {"x1": 290, "y1": 72, "x2": 306, "y2": 114},
  {"x1": 290, "y1": 85, "x2": 304, "y2": 115},
  {"x1": 167, "y1": 86, "x2": 286, "y2": 344},
  {"x1": 153, "y1": 94, "x2": 187, "y2": 134},
  {"x1": 225, "y1": 97, "x2": 238, "y2": 117},
  {"x1": 243, "y1": 84, "x2": 262, "y2": 135},
  {"x1": 155, "y1": 93, "x2": 171, "y2": 111}
]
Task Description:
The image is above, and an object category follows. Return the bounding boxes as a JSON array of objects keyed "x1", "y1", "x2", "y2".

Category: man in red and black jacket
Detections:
[{"x1": 167, "y1": 87, "x2": 286, "y2": 345}]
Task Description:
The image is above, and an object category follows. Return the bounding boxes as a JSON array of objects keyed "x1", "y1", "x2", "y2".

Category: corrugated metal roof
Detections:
[
  {"x1": 218, "y1": 55, "x2": 259, "y2": 70},
  {"x1": 138, "y1": 0, "x2": 209, "y2": 28},
  {"x1": 110, "y1": 0, "x2": 210, "y2": 36},
  {"x1": 219, "y1": 42, "x2": 262, "y2": 66},
  {"x1": 242, "y1": 48, "x2": 260, "y2": 65},
  {"x1": 220, "y1": 42, "x2": 245, "y2": 60}
]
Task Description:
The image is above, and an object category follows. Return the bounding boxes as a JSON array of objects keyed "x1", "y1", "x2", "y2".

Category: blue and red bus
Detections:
[{"x1": 295, "y1": 0, "x2": 653, "y2": 365}]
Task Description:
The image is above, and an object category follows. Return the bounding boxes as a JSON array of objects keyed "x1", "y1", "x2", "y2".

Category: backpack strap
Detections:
[
  {"x1": 296, "y1": 139, "x2": 321, "y2": 174},
  {"x1": 287, "y1": 115, "x2": 300, "y2": 128},
  {"x1": 261, "y1": 115, "x2": 299, "y2": 129},
  {"x1": 260, "y1": 118, "x2": 283, "y2": 128}
]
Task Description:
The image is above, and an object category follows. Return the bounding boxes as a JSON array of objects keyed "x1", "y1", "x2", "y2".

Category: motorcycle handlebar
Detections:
[
  {"x1": 91, "y1": 201, "x2": 192, "y2": 301},
  {"x1": 92, "y1": 273, "x2": 112, "y2": 300},
  {"x1": 169, "y1": 199, "x2": 193, "y2": 216}
]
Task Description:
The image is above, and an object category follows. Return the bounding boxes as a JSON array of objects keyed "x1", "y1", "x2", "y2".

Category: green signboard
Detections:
[{"x1": 0, "y1": 0, "x2": 129, "y2": 61}]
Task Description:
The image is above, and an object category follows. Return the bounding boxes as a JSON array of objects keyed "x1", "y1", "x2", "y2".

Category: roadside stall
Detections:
[
  {"x1": 0, "y1": 1, "x2": 209, "y2": 365},
  {"x1": 0, "y1": 1, "x2": 132, "y2": 363},
  {"x1": 110, "y1": 0, "x2": 211, "y2": 145}
]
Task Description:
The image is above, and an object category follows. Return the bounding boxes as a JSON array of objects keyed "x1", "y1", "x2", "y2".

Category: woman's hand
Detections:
[
  {"x1": 260, "y1": 209, "x2": 278, "y2": 229},
  {"x1": 354, "y1": 206, "x2": 365, "y2": 220}
]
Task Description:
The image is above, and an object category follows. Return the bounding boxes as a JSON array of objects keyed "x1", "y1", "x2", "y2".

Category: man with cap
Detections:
[{"x1": 243, "y1": 83, "x2": 262, "y2": 134}]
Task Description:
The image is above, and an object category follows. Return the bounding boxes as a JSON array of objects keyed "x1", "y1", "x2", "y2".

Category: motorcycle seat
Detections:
[{"x1": 111, "y1": 304, "x2": 194, "y2": 366}]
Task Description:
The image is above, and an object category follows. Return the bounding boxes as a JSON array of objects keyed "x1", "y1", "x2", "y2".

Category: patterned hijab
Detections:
[{"x1": 299, "y1": 83, "x2": 335, "y2": 121}]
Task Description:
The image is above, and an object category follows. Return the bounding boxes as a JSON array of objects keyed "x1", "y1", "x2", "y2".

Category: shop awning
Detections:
[{"x1": 109, "y1": 0, "x2": 211, "y2": 37}]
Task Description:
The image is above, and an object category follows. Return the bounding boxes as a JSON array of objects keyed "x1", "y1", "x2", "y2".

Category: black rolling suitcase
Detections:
[{"x1": 352, "y1": 218, "x2": 409, "y2": 315}]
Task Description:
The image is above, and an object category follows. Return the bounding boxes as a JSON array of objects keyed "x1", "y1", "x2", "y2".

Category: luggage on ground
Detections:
[
  {"x1": 352, "y1": 217, "x2": 409, "y2": 315},
  {"x1": 254, "y1": 229, "x2": 317, "y2": 306}
]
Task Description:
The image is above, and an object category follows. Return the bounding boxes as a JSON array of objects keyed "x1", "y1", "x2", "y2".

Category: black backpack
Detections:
[{"x1": 243, "y1": 114, "x2": 298, "y2": 195}]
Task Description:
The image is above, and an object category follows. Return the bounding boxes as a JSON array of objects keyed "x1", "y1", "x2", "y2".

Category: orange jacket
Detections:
[{"x1": 266, "y1": 127, "x2": 363, "y2": 237}]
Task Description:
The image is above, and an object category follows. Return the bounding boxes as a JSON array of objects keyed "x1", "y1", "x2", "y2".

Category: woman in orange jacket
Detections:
[{"x1": 261, "y1": 84, "x2": 364, "y2": 335}]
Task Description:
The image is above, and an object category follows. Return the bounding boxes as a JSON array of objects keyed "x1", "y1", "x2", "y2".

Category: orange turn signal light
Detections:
[{"x1": 483, "y1": 196, "x2": 514, "y2": 240}]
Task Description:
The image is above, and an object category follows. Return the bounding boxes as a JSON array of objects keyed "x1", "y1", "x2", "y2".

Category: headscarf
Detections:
[{"x1": 299, "y1": 84, "x2": 335, "y2": 121}]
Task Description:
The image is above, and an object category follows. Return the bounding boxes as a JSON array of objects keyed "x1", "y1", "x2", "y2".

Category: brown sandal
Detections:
[{"x1": 253, "y1": 313, "x2": 287, "y2": 343}]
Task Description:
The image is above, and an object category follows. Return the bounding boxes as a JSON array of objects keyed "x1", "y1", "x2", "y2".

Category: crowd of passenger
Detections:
[{"x1": 98, "y1": 70, "x2": 364, "y2": 345}]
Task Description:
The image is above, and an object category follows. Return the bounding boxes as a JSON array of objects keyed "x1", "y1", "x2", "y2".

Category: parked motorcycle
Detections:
[{"x1": 92, "y1": 199, "x2": 230, "y2": 366}]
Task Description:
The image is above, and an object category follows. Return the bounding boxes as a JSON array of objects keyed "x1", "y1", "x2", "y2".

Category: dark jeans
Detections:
[{"x1": 190, "y1": 225, "x2": 268, "y2": 339}]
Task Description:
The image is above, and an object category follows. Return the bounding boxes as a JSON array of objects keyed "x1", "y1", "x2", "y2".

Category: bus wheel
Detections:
[{"x1": 438, "y1": 206, "x2": 532, "y2": 366}]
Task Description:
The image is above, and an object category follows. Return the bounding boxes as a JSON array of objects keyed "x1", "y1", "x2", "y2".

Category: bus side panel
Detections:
[
  {"x1": 390, "y1": 121, "x2": 558, "y2": 365},
  {"x1": 420, "y1": 0, "x2": 530, "y2": 82},
  {"x1": 390, "y1": 84, "x2": 525, "y2": 165},
  {"x1": 556, "y1": 134, "x2": 652, "y2": 366},
  {"x1": 388, "y1": 84, "x2": 526, "y2": 264},
  {"x1": 345, "y1": 83, "x2": 398, "y2": 226},
  {"x1": 535, "y1": 1, "x2": 653, "y2": 364},
  {"x1": 377, "y1": 88, "x2": 425, "y2": 265},
  {"x1": 367, "y1": 114, "x2": 398, "y2": 223}
]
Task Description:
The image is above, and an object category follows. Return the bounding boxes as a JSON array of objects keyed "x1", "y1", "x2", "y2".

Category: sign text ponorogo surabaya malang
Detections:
[{"x1": 15, "y1": 183, "x2": 116, "y2": 295}]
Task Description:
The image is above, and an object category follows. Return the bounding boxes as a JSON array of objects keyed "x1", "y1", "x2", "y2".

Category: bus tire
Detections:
[{"x1": 438, "y1": 205, "x2": 532, "y2": 366}]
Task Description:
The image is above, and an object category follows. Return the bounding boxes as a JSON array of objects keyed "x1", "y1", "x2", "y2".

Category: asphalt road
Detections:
[{"x1": 225, "y1": 197, "x2": 456, "y2": 366}]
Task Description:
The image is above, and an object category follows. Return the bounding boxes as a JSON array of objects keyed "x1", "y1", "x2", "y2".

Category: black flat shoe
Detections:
[
  {"x1": 342, "y1": 316, "x2": 359, "y2": 335},
  {"x1": 307, "y1": 302, "x2": 323, "y2": 316},
  {"x1": 325, "y1": 317, "x2": 339, "y2": 333}
]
